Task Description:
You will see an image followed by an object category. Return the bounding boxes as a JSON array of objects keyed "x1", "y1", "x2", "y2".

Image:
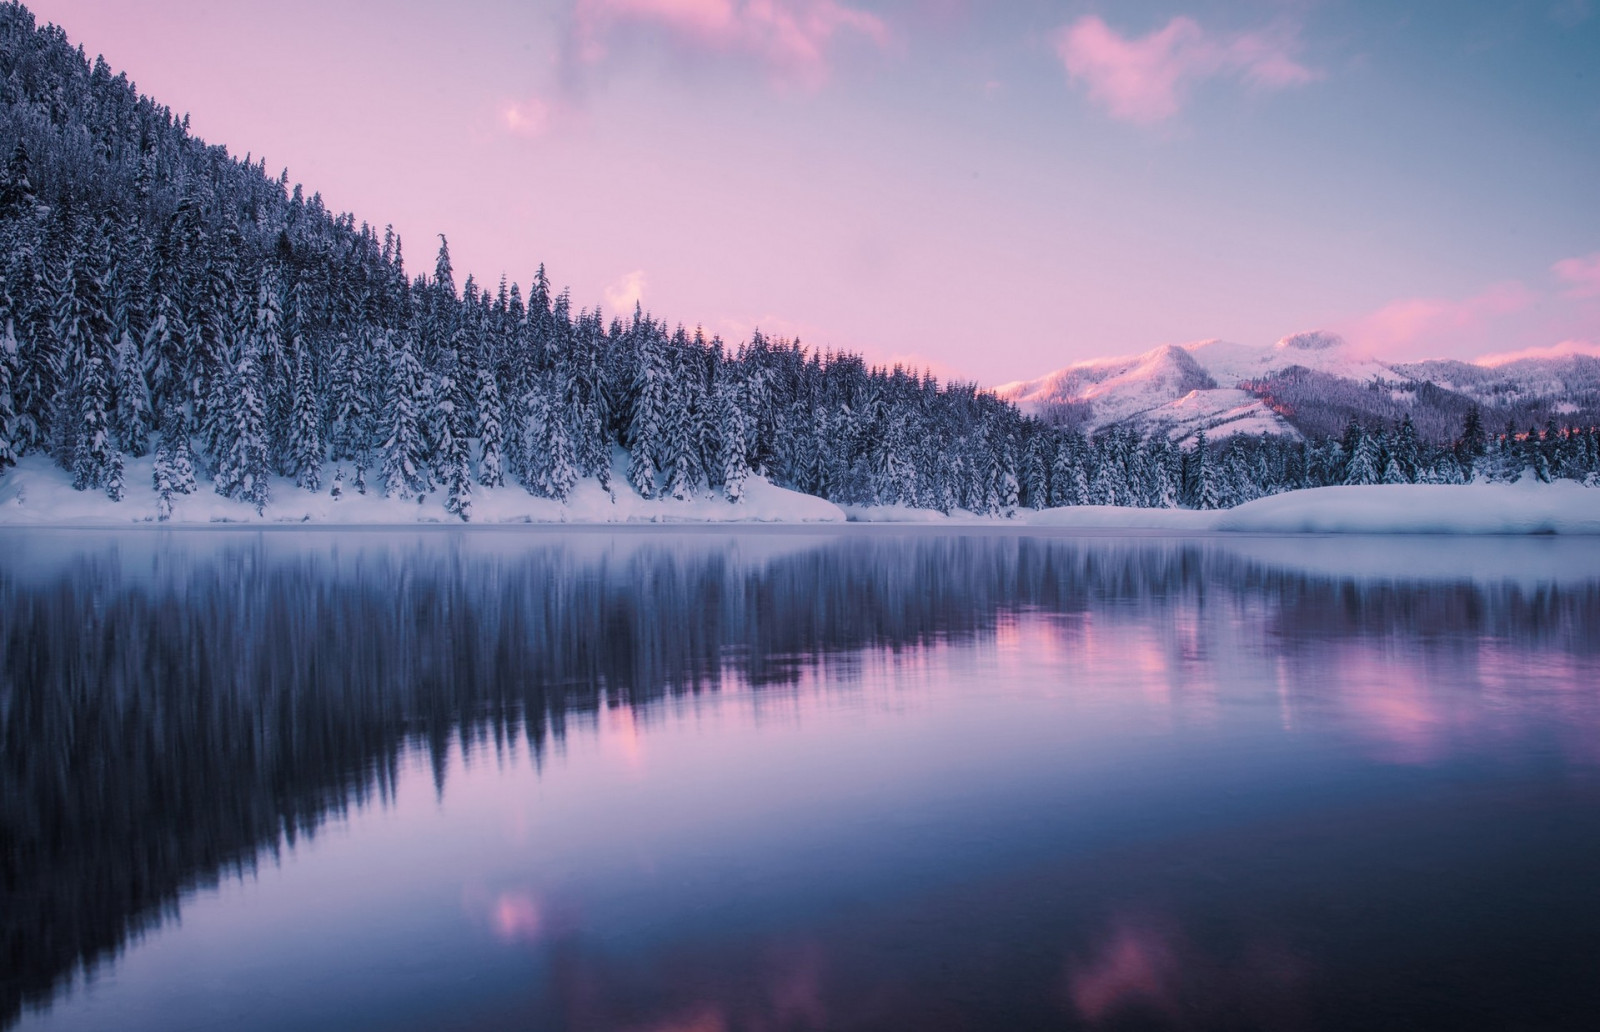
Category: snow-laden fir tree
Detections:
[
  {"x1": 288, "y1": 345, "x2": 322, "y2": 491},
  {"x1": 111, "y1": 328, "x2": 150, "y2": 456},
  {"x1": 627, "y1": 321, "x2": 664, "y2": 499},
  {"x1": 715, "y1": 372, "x2": 749, "y2": 503},
  {"x1": 381, "y1": 331, "x2": 431, "y2": 500},
  {"x1": 0, "y1": 319, "x2": 17, "y2": 472},
  {"x1": 434, "y1": 374, "x2": 472, "y2": 521},
  {"x1": 151, "y1": 399, "x2": 197, "y2": 521},
  {"x1": 211, "y1": 323, "x2": 271, "y2": 513},
  {"x1": 1345, "y1": 425, "x2": 1382, "y2": 486},
  {"x1": 474, "y1": 356, "x2": 505, "y2": 488},
  {"x1": 58, "y1": 225, "x2": 121, "y2": 495}
]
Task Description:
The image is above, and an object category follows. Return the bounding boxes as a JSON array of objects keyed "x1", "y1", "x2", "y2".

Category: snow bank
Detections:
[
  {"x1": 0, "y1": 456, "x2": 845, "y2": 526},
  {"x1": 1016, "y1": 481, "x2": 1598, "y2": 535},
  {"x1": 3, "y1": 456, "x2": 1595, "y2": 533},
  {"x1": 1212, "y1": 480, "x2": 1600, "y2": 535}
]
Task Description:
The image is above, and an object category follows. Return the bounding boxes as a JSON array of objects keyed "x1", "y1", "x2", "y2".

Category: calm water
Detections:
[{"x1": 5, "y1": 528, "x2": 1600, "y2": 1032}]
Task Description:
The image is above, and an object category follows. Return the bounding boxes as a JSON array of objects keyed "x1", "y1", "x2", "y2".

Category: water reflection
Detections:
[{"x1": 3, "y1": 529, "x2": 1600, "y2": 1030}]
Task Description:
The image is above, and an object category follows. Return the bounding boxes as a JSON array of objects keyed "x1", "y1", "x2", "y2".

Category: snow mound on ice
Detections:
[{"x1": 1212, "y1": 480, "x2": 1600, "y2": 535}]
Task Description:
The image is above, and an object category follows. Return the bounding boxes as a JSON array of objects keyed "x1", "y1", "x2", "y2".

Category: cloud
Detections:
[
  {"x1": 1553, "y1": 252, "x2": 1600, "y2": 298},
  {"x1": 1475, "y1": 339, "x2": 1600, "y2": 366},
  {"x1": 499, "y1": 96, "x2": 555, "y2": 138},
  {"x1": 605, "y1": 269, "x2": 649, "y2": 315},
  {"x1": 573, "y1": 0, "x2": 889, "y2": 87},
  {"x1": 1345, "y1": 281, "x2": 1539, "y2": 354},
  {"x1": 1053, "y1": 15, "x2": 1317, "y2": 123}
]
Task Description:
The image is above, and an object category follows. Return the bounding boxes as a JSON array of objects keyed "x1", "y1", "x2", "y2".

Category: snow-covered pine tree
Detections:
[
  {"x1": 1455, "y1": 406, "x2": 1487, "y2": 481},
  {"x1": 325, "y1": 329, "x2": 364, "y2": 461},
  {"x1": 1021, "y1": 435, "x2": 1049, "y2": 509},
  {"x1": 1391, "y1": 415, "x2": 1420, "y2": 483},
  {"x1": 380, "y1": 331, "x2": 431, "y2": 500},
  {"x1": 1345, "y1": 425, "x2": 1381, "y2": 486},
  {"x1": 627, "y1": 322, "x2": 664, "y2": 498},
  {"x1": 151, "y1": 399, "x2": 198, "y2": 521},
  {"x1": 1049, "y1": 433, "x2": 1084, "y2": 507},
  {"x1": 58, "y1": 224, "x2": 121, "y2": 494},
  {"x1": 434, "y1": 374, "x2": 473, "y2": 521},
  {"x1": 288, "y1": 345, "x2": 322, "y2": 490},
  {"x1": 0, "y1": 319, "x2": 17, "y2": 473},
  {"x1": 661, "y1": 384, "x2": 699, "y2": 502},
  {"x1": 212, "y1": 325, "x2": 271, "y2": 513},
  {"x1": 0, "y1": 140, "x2": 54, "y2": 456},
  {"x1": 715, "y1": 373, "x2": 749, "y2": 503},
  {"x1": 111, "y1": 329, "x2": 150, "y2": 456},
  {"x1": 475, "y1": 356, "x2": 505, "y2": 488}
]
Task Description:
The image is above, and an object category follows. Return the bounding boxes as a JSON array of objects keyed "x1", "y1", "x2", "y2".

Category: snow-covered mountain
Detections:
[{"x1": 992, "y1": 333, "x2": 1600, "y2": 443}]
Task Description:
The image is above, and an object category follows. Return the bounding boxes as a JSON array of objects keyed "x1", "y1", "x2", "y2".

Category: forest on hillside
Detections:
[{"x1": 0, "y1": 1, "x2": 1596, "y2": 521}]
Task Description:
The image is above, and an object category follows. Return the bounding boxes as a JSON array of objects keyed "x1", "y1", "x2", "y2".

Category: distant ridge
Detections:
[{"x1": 995, "y1": 335, "x2": 1600, "y2": 443}]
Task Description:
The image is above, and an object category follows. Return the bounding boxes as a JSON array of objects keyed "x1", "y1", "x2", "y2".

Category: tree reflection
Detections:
[{"x1": 2, "y1": 530, "x2": 1597, "y2": 1026}]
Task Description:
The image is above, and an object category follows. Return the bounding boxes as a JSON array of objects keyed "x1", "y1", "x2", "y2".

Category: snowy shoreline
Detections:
[{"x1": 2, "y1": 456, "x2": 1596, "y2": 534}]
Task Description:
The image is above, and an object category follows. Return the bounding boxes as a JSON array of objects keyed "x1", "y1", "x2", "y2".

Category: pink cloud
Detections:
[
  {"x1": 574, "y1": 0, "x2": 889, "y2": 87},
  {"x1": 1476, "y1": 338, "x2": 1600, "y2": 366},
  {"x1": 605, "y1": 269, "x2": 649, "y2": 315},
  {"x1": 1553, "y1": 252, "x2": 1600, "y2": 298},
  {"x1": 500, "y1": 96, "x2": 554, "y2": 138},
  {"x1": 1345, "y1": 281, "x2": 1539, "y2": 354},
  {"x1": 1054, "y1": 15, "x2": 1317, "y2": 123}
]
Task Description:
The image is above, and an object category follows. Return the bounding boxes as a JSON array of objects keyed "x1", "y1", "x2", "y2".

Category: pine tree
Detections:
[
  {"x1": 1345, "y1": 425, "x2": 1381, "y2": 486},
  {"x1": 151, "y1": 401, "x2": 197, "y2": 521},
  {"x1": 1392, "y1": 415, "x2": 1420, "y2": 484},
  {"x1": 59, "y1": 229, "x2": 120, "y2": 493},
  {"x1": 212, "y1": 331, "x2": 271, "y2": 513},
  {"x1": 1021, "y1": 435, "x2": 1049, "y2": 509},
  {"x1": 288, "y1": 345, "x2": 322, "y2": 491},
  {"x1": 627, "y1": 325, "x2": 664, "y2": 498},
  {"x1": 475, "y1": 358, "x2": 505, "y2": 488},
  {"x1": 0, "y1": 320, "x2": 17, "y2": 473},
  {"x1": 716, "y1": 374, "x2": 749, "y2": 502},
  {"x1": 1457, "y1": 406, "x2": 1487, "y2": 480},
  {"x1": 111, "y1": 329, "x2": 150, "y2": 456},
  {"x1": 662, "y1": 390, "x2": 698, "y2": 502},
  {"x1": 381, "y1": 332, "x2": 430, "y2": 500},
  {"x1": 435, "y1": 374, "x2": 473, "y2": 521}
]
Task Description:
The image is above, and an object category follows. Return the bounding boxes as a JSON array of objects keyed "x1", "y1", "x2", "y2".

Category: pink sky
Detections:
[{"x1": 31, "y1": 0, "x2": 1600, "y2": 382}]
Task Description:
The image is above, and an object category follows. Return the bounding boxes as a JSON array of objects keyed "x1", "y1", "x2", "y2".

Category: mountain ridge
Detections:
[{"x1": 994, "y1": 334, "x2": 1600, "y2": 444}]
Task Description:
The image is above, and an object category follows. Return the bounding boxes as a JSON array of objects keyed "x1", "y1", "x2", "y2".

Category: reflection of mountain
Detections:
[
  {"x1": 3, "y1": 530, "x2": 1599, "y2": 1027},
  {"x1": 993, "y1": 335, "x2": 1600, "y2": 443}
]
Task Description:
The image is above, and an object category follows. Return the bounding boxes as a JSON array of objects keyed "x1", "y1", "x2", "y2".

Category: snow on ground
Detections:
[
  {"x1": 2, "y1": 456, "x2": 1595, "y2": 533},
  {"x1": 0, "y1": 455, "x2": 846, "y2": 526},
  {"x1": 1209, "y1": 480, "x2": 1600, "y2": 535},
  {"x1": 1019, "y1": 480, "x2": 1599, "y2": 535}
]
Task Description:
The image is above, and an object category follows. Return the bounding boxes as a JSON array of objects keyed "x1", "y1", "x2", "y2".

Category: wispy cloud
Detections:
[
  {"x1": 1053, "y1": 14, "x2": 1317, "y2": 123},
  {"x1": 499, "y1": 96, "x2": 555, "y2": 138},
  {"x1": 1347, "y1": 281, "x2": 1538, "y2": 354},
  {"x1": 572, "y1": 0, "x2": 889, "y2": 88},
  {"x1": 605, "y1": 269, "x2": 649, "y2": 315},
  {"x1": 1476, "y1": 339, "x2": 1600, "y2": 366},
  {"x1": 1553, "y1": 252, "x2": 1600, "y2": 298}
]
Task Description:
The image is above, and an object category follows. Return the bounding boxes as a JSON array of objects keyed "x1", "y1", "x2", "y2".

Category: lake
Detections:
[{"x1": 5, "y1": 527, "x2": 1600, "y2": 1031}]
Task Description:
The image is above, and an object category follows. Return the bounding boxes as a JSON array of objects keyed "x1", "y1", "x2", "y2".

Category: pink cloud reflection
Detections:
[
  {"x1": 1066, "y1": 918, "x2": 1182, "y2": 1022},
  {"x1": 1054, "y1": 15, "x2": 1317, "y2": 124},
  {"x1": 574, "y1": 0, "x2": 889, "y2": 87},
  {"x1": 492, "y1": 891, "x2": 545, "y2": 943}
]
